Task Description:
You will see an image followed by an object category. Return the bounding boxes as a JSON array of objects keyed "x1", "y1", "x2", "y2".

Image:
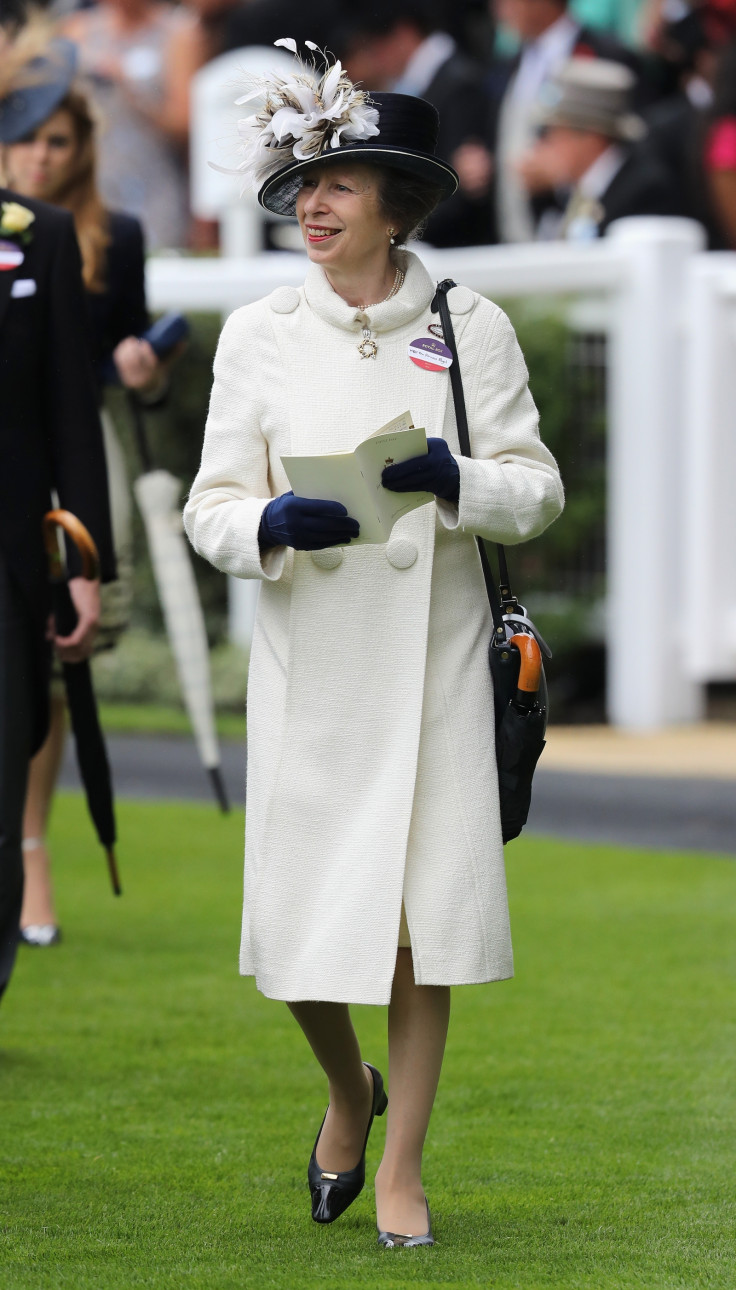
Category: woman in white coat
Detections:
[{"x1": 185, "y1": 43, "x2": 564, "y2": 1249}]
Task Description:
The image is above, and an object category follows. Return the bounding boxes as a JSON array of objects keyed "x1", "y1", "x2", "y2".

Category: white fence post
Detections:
[
  {"x1": 606, "y1": 217, "x2": 705, "y2": 728},
  {"x1": 683, "y1": 253, "x2": 736, "y2": 682}
]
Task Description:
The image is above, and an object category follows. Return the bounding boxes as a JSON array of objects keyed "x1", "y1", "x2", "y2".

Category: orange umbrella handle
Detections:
[
  {"x1": 509, "y1": 633, "x2": 543, "y2": 695},
  {"x1": 43, "y1": 509, "x2": 100, "y2": 582}
]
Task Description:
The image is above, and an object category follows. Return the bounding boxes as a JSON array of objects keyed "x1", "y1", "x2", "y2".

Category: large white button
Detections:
[
  {"x1": 270, "y1": 286, "x2": 300, "y2": 314},
  {"x1": 387, "y1": 538, "x2": 418, "y2": 570},
  {"x1": 447, "y1": 285, "x2": 474, "y2": 315},
  {"x1": 311, "y1": 547, "x2": 343, "y2": 570}
]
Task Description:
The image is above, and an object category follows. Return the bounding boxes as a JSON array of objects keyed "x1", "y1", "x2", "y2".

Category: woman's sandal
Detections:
[{"x1": 308, "y1": 1061, "x2": 388, "y2": 1223}]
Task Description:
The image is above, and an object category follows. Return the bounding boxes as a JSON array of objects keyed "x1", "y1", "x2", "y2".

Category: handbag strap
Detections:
[{"x1": 431, "y1": 279, "x2": 508, "y2": 642}]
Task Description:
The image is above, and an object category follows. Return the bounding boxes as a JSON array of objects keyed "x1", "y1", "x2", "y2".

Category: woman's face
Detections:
[
  {"x1": 295, "y1": 163, "x2": 391, "y2": 272},
  {"x1": 3, "y1": 108, "x2": 78, "y2": 201}
]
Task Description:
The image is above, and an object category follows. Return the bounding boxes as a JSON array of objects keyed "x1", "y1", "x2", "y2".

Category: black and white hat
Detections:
[
  {"x1": 220, "y1": 39, "x2": 458, "y2": 217},
  {"x1": 260, "y1": 91, "x2": 458, "y2": 216}
]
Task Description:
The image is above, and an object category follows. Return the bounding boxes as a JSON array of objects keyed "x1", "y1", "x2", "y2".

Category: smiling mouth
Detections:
[{"x1": 306, "y1": 227, "x2": 342, "y2": 243}]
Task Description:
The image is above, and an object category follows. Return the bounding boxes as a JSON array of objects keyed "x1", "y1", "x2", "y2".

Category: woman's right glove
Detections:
[{"x1": 258, "y1": 492, "x2": 360, "y2": 551}]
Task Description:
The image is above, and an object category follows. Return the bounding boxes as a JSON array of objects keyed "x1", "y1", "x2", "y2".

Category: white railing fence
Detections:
[{"x1": 147, "y1": 217, "x2": 736, "y2": 730}]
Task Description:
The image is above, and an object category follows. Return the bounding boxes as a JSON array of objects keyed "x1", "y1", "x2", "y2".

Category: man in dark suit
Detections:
[
  {"x1": 0, "y1": 185, "x2": 115, "y2": 1003},
  {"x1": 336, "y1": 1, "x2": 497, "y2": 246},
  {"x1": 223, "y1": 0, "x2": 341, "y2": 58},
  {"x1": 489, "y1": 0, "x2": 645, "y2": 240},
  {"x1": 516, "y1": 59, "x2": 681, "y2": 239}
]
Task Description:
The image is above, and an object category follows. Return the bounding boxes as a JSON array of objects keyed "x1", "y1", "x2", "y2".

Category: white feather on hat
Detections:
[{"x1": 214, "y1": 39, "x2": 380, "y2": 193}]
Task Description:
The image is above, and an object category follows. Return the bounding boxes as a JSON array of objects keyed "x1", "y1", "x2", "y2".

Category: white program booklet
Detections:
[{"x1": 280, "y1": 411, "x2": 433, "y2": 545}]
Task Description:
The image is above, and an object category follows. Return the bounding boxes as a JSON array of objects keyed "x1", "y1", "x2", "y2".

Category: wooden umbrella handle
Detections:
[
  {"x1": 43, "y1": 509, "x2": 100, "y2": 582},
  {"x1": 509, "y1": 633, "x2": 543, "y2": 695}
]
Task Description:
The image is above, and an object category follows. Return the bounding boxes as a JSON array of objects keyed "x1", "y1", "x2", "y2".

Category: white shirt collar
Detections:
[
  {"x1": 579, "y1": 144, "x2": 626, "y2": 200},
  {"x1": 686, "y1": 76, "x2": 713, "y2": 109},
  {"x1": 391, "y1": 32, "x2": 457, "y2": 98},
  {"x1": 512, "y1": 13, "x2": 580, "y2": 103},
  {"x1": 531, "y1": 11, "x2": 580, "y2": 60}
]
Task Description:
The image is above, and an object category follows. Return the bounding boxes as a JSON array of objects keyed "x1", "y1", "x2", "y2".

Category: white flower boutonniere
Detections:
[{"x1": 0, "y1": 201, "x2": 36, "y2": 245}]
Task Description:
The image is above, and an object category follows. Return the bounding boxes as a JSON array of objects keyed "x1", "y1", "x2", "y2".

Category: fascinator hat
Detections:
[
  {"x1": 0, "y1": 36, "x2": 78, "y2": 144},
  {"x1": 222, "y1": 37, "x2": 458, "y2": 217}
]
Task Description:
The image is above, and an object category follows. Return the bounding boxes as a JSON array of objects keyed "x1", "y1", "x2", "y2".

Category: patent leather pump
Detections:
[
  {"x1": 308, "y1": 1061, "x2": 388, "y2": 1224},
  {"x1": 377, "y1": 1197, "x2": 434, "y2": 1248}
]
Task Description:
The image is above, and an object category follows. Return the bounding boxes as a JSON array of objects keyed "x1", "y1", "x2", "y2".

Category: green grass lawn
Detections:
[
  {"x1": 2, "y1": 796, "x2": 735, "y2": 1289},
  {"x1": 97, "y1": 703, "x2": 246, "y2": 741}
]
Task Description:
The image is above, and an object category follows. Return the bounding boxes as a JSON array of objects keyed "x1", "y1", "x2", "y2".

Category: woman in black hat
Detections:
[
  {"x1": 0, "y1": 27, "x2": 168, "y2": 946},
  {"x1": 185, "y1": 39, "x2": 563, "y2": 1248}
]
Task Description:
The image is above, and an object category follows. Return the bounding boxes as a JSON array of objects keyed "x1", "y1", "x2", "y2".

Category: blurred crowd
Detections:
[{"x1": 2, "y1": 0, "x2": 736, "y2": 253}]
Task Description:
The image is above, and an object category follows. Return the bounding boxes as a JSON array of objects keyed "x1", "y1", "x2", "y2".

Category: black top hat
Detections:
[
  {"x1": 0, "y1": 39, "x2": 78, "y2": 145},
  {"x1": 258, "y1": 92, "x2": 458, "y2": 217}
]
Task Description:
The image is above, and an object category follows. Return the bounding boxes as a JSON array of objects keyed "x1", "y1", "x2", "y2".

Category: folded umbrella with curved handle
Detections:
[
  {"x1": 127, "y1": 393, "x2": 229, "y2": 813},
  {"x1": 493, "y1": 632, "x2": 547, "y2": 845},
  {"x1": 43, "y1": 508, "x2": 122, "y2": 895},
  {"x1": 509, "y1": 633, "x2": 544, "y2": 708},
  {"x1": 132, "y1": 468, "x2": 229, "y2": 812}
]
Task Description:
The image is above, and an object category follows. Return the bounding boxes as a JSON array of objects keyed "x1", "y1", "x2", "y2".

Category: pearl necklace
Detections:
[{"x1": 357, "y1": 266, "x2": 405, "y2": 359}]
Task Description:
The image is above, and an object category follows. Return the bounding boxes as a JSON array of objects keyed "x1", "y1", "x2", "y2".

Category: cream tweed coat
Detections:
[{"x1": 184, "y1": 250, "x2": 564, "y2": 1005}]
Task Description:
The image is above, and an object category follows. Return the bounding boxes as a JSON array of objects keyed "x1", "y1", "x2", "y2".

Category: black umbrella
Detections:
[
  {"x1": 491, "y1": 629, "x2": 547, "y2": 845},
  {"x1": 43, "y1": 509, "x2": 121, "y2": 895}
]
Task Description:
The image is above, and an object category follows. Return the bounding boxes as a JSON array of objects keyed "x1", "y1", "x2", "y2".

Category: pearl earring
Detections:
[{"x1": 388, "y1": 228, "x2": 396, "y2": 245}]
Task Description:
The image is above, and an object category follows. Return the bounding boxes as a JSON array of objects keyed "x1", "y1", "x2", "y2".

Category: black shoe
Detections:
[
  {"x1": 377, "y1": 1197, "x2": 434, "y2": 1248},
  {"x1": 308, "y1": 1061, "x2": 388, "y2": 1224}
]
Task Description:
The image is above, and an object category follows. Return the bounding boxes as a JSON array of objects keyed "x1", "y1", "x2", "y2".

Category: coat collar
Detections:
[{"x1": 303, "y1": 249, "x2": 435, "y2": 336}]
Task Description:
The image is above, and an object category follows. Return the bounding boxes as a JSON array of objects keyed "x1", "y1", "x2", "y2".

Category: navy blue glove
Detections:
[
  {"x1": 259, "y1": 492, "x2": 360, "y2": 551},
  {"x1": 381, "y1": 437, "x2": 460, "y2": 504}
]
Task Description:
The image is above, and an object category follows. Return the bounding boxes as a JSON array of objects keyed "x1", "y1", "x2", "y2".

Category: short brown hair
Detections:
[{"x1": 376, "y1": 167, "x2": 445, "y2": 245}]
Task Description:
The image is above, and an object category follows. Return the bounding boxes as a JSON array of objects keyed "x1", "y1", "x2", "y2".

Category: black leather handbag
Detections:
[{"x1": 431, "y1": 280, "x2": 550, "y2": 844}]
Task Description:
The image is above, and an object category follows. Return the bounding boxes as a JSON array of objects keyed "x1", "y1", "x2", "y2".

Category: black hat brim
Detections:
[{"x1": 258, "y1": 147, "x2": 458, "y2": 217}]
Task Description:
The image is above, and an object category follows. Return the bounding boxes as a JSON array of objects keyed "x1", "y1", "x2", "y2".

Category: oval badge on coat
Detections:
[
  {"x1": 0, "y1": 240, "x2": 24, "y2": 271},
  {"x1": 408, "y1": 336, "x2": 453, "y2": 372}
]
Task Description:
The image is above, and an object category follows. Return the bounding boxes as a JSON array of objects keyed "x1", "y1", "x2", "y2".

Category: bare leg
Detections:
[
  {"x1": 20, "y1": 693, "x2": 66, "y2": 928},
  {"x1": 287, "y1": 1000, "x2": 374, "y2": 1173},
  {"x1": 375, "y1": 948, "x2": 450, "y2": 1236}
]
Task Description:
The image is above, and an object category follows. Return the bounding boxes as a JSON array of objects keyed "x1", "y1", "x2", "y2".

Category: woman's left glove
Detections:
[{"x1": 382, "y1": 437, "x2": 460, "y2": 504}]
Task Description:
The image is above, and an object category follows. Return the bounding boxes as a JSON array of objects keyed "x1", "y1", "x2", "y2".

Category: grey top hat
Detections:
[{"x1": 539, "y1": 59, "x2": 646, "y2": 143}]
